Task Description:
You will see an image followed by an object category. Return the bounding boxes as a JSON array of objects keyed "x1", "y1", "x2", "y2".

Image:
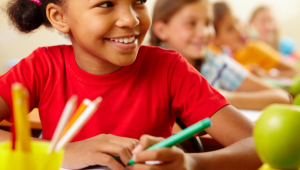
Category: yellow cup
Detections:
[{"x1": 0, "y1": 141, "x2": 64, "y2": 170}]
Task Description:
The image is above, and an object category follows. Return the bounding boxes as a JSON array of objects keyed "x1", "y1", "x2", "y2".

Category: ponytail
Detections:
[{"x1": 6, "y1": 0, "x2": 63, "y2": 33}]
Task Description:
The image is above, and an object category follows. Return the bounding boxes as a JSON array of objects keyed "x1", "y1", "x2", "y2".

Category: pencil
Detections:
[
  {"x1": 127, "y1": 118, "x2": 212, "y2": 166},
  {"x1": 48, "y1": 95, "x2": 78, "y2": 153},
  {"x1": 54, "y1": 97, "x2": 102, "y2": 152},
  {"x1": 60, "y1": 99, "x2": 91, "y2": 139},
  {"x1": 11, "y1": 83, "x2": 31, "y2": 152}
]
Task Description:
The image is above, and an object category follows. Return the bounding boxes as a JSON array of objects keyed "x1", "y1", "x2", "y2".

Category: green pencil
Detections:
[{"x1": 127, "y1": 118, "x2": 212, "y2": 166}]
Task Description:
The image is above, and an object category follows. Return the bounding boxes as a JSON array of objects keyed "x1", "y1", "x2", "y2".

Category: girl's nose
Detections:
[
  {"x1": 116, "y1": 8, "x2": 140, "y2": 28},
  {"x1": 195, "y1": 25, "x2": 206, "y2": 39}
]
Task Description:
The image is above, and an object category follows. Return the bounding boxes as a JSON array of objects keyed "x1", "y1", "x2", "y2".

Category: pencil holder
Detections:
[{"x1": 0, "y1": 141, "x2": 64, "y2": 170}]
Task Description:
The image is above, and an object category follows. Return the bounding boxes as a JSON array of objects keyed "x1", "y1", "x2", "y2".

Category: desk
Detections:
[
  {"x1": 0, "y1": 109, "x2": 262, "y2": 149},
  {"x1": 61, "y1": 167, "x2": 110, "y2": 170},
  {"x1": 0, "y1": 109, "x2": 42, "y2": 129}
]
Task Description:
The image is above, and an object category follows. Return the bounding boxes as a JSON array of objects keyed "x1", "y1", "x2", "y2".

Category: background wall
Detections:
[
  {"x1": 0, "y1": 0, "x2": 70, "y2": 74},
  {"x1": 0, "y1": 0, "x2": 299, "y2": 74}
]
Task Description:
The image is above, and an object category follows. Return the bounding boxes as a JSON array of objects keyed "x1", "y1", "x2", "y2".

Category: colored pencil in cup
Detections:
[
  {"x1": 60, "y1": 99, "x2": 91, "y2": 139},
  {"x1": 48, "y1": 95, "x2": 78, "y2": 153},
  {"x1": 11, "y1": 83, "x2": 31, "y2": 152},
  {"x1": 54, "y1": 97, "x2": 102, "y2": 152}
]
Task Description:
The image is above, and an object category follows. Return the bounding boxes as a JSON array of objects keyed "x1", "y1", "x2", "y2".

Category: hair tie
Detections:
[{"x1": 30, "y1": 0, "x2": 41, "y2": 6}]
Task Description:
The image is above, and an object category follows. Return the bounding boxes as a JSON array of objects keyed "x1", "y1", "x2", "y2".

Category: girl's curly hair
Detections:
[{"x1": 6, "y1": 0, "x2": 64, "y2": 33}]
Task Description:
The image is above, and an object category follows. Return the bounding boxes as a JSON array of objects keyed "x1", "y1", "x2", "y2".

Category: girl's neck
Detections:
[
  {"x1": 184, "y1": 57, "x2": 197, "y2": 67},
  {"x1": 166, "y1": 44, "x2": 197, "y2": 67},
  {"x1": 72, "y1": 46, "x2": 122, "y2": 76},
  {"x1": 74, "y1": 53, "x2": 123, "y2": 75}
]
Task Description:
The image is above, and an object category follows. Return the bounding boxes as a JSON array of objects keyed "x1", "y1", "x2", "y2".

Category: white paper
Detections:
[{"x1": 239, "y1": 109, "x2": 262, "y2": 122}]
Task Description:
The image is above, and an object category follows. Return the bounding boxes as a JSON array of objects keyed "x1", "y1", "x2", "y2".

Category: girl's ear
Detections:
[
  {"x1": 152, "y1": 20, "x2": 169, "y2": 41},
  {"x1": 46, "y1": 3, "x2": 70, "y2": 33}
]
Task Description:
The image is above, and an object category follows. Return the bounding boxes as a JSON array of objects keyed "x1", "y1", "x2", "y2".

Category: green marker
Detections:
[{"x1": 127, "y1": 118, "x2": 212, "y2": 166}]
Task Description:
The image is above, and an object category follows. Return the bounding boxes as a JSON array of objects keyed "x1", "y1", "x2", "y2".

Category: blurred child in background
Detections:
[
  {"x1": 150, "y1": 0, "x2": 291, "y2": 110},
  {"x1": 213, "y1": 2, "x2": 300, "y2": 78},
  {"x1": 249, "y1": 5, "x2": 299, "y2": 62}
]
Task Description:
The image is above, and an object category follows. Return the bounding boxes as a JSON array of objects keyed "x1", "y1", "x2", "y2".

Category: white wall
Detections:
[
  {"x1": 0, "y1": 0, "x2": 299, "y2": 74},
  {"x1": 0, "y1": 0, "x2": 72, "y2": 73}
]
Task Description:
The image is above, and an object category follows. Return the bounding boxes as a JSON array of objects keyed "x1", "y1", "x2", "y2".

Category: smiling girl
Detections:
[{"x1": 1, "y1": 0, "x2": 260, "y2": 169}]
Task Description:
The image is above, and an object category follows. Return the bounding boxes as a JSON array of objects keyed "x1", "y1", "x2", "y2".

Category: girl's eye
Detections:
[
  {"x1": 135, "y1": 0, "x2": 147, "y2": 4},
  {"x1": 187, "y1": 21, "x2": 196, "y2": 26},
  {"x1": 98, "y1": 1, "x2": 114, "y2": 7}
]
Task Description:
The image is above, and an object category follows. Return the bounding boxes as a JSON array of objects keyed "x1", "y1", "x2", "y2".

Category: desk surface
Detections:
[
  {"x1": 0, "y1": 109, "x2": 262, "y2": 146},
  {"x1": 61, "y1": 167, "x2": 110, "y2": 170},
  {"x1": 0, "y1": 109, "x2": 42, "y2": 129},
  {"x1": 3, "y1": 109, "x2": 261, "y2": 170}
]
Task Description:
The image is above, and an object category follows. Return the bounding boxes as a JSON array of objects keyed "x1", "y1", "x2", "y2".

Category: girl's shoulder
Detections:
[
  {"x1": 33, "y1": 45, "x2": 73, "y2": 58},
  {"x1": 23, "y1": 44, "x2": 73, "y2": 67}
]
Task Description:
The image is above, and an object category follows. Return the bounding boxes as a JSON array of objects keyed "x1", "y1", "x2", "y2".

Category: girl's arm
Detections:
[
  {"x1": 219, "y1": 89, "x2": 291, "y2": 110},
  {"x1": 0, "y1": 97, "x2": 13, "y2": 142},
  {"x1": 131, "y1": 105, "x2": 262, "y2": 170},
  {"x1": 236, "y1": 74, "x2": 275, "y2": 91},
  {"x1": 276, "y1": 62, "x2": 300, "y2": 78},
  {"x1": 219, "y1": 74, "x2": 291, "y2": 110}
]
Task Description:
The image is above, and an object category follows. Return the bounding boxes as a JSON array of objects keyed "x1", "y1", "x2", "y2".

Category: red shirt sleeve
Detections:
[
  {"x1": 169, "y1": 54, "x2": 229, "y2": 127},
  {"x1": 0, "y1": 48, "x2": 49, "y2": 118}
]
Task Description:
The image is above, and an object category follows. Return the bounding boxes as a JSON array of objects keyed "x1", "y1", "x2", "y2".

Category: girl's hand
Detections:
[
  {"x1": 62, "y1": 134, "x2": 139, "y2": 170},
  {"x1": 129, "y1": 135, "x2": 197, "y2": 170}
]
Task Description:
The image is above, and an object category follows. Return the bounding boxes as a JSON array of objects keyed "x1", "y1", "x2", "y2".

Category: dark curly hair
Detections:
[{"x1": 6, "y1": 0, "x2": 65, "y2": 33}]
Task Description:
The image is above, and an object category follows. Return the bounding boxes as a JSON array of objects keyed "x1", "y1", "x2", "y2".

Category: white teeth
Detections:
[
  {"x1": 129, "y1": 37, "x2": 135, "y2": 42},
  {"x1": 124, "y1": 38, "x2": 129, "y2": 43},
  {"x1": 110, "y1": 36, "x2": 136, "y2": 43}
]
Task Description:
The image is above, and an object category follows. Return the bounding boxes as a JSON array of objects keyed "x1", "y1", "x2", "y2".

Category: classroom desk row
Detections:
[
  {"x1": 0, "y1": 109, "x2": 262, "y2": 170},
  {"x1": 0, "y1": 109, "x2": 261, "y2": 149}
]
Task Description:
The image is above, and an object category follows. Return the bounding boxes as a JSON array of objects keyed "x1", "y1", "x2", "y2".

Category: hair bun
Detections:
[{"x1": 7, "y1": 0, "x2": 44, "y2": 33}]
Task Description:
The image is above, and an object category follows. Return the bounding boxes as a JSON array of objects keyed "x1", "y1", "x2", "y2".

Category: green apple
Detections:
[
  {"x1": 297, "y1": 61, "x2": 300, "y2": 70},
  {"x1": 254, "y1": 104, "x2": 300, "y2": 169},
  {"x1": 290, "y1": 75, "x2": 300, "y2": 96},
  {"x1": 294, "y1": 94, "x2": 300, "y2": 106}
]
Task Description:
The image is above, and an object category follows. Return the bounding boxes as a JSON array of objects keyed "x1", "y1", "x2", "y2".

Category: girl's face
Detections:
[
  {"x1": 251, "y1": 9, "x2": 277, "y2": 42},
  {"x1": 64, "y1": 0, "x2": 151, "y2": 68},
  {"x1": 214, "y1": 12, "x2": 246, "y2": 52},
  {"x1": 157, "y1": 1, "x2": 212, "y2": 61}
]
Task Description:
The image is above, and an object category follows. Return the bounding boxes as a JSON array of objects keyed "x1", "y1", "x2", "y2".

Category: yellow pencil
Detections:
[{"x1": 11, "y1": 83, "x2": 31, "y2": 152}]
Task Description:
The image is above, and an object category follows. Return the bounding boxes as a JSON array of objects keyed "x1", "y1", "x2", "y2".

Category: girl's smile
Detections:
[
  {"x1": 52, "y1": 0, "x2": 151, "y2": 75},
  {"x1": 105, "y1": 34, "x2": 139, "y2": 51}
]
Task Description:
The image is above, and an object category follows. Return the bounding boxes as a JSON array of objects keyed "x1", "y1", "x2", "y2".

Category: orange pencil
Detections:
[
  {"x1": 48, "y1": 95, "x2": 77, "y2": 153},
  {"x1": 55, "y1": 97, "x2": 102, "y2": 152},
  {"x1": 60, "y1": 99, "x2": 91, "y2": 139}
]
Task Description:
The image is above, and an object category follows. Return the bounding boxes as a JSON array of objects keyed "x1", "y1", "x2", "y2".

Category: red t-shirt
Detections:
[{"x1": 0, "y1": 45, "x2": 228, "y2": 141}]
